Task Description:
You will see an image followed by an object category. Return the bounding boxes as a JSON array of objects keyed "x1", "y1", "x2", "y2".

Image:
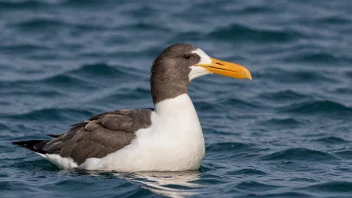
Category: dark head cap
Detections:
[
  {"x1": 150, "y1": 43, "x2": 202, "y2": 104},
  {"x1": 150, "y1": 43, "x2": 252, "y2": 104}
]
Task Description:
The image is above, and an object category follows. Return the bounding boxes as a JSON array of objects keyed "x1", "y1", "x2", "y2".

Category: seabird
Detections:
[{"x1": 12, "y1": 43, "x2": 252, "y2": 171}]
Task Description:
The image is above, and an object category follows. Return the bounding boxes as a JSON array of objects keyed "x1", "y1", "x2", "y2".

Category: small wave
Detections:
[
  {"x1": 311, "y1": 136, "x2": 350, "y2": 144},
  {"x1": 93, "y1": 87, "x2": 151, "y2": 106},
  {"x1": 70, "y1": 63, "x2": 147, "y2": 88},
  {"x1": 207, "y1": 142, "x2": 256, "y2": 152},
  {"x1": 207, "y1": 24, "x2": 301, "y2": 43},
  {"x1": 0, "y1": 123, "x2": 10, "y2": 131},
  {"x1": 305, "y1": 181, "x2": 352, "y2": 193},
  {"x1": 206, "y1": 142, "x2": 264, "y2": 159},
  {"x1": 54, "y1": 179, "x2": 94, "y2": 187},
  {"x1": 0, "y1": 63, "x2": 132, "y2": 89},
  {"x1": 283, "y1": 51, "x2": 351, "y2": 66},
  {"x1": 279, "y1": 100, "x2": 352, "y2": 115},
  {"x1": 41, "y1": 74, "x2": 92, "y2": 87},
  {"x1": 227, "y1": 168, "x2": 267, "y2": 176},
  {"x1": 258, "y1": 89, "x2": 311, "y2": 102},
  {"x1": 249, "y1": 191, "x2": 314, "y2": 197},
  {"x1": 62, "y1": 0, "x2": 113, "y2": 7},
  {"x1": 290, "y1": 177, "x2": 318, "y2": 183},
  {"x1": 334, "y1": 87, "x2": 352, "y2": 96},
  {"x1": 0, "y1": 44, "x2": 51, "y2": 53},
  {"x1": 0, "y1": 101, "x2": 11, "y2": 106},
  {"x1": 73, "y1": 63, "x2": 123, "y2": 77},
  {"x1": 346, "y1": 71, "x2": 352, "y2": 79},
  {"x1": 2, "y1": 107, "x2": 93, "y2": 122},
  {"x1": 194, "y1": 101, "x2": 220, "y2": 111},
  {"x1": 241, "y1": 5, "x2": 276, "y2": 14},
  {"x1": 334, "y1": 149, "x2": 352, "y2": 159},
  {"x1": 318, "y1": 16, "x2": 351, "y2": 25},
  {"x1": 195, "y1": 174, "x2": 226, "y2": 185},
  {"x1": 220, "y1": 98, "x2": 258, "y2": 109},
  {"x1": 255, "y1": 68, "x2": 336, "y2": 84},
  {"x1": 235, "y1": 181, "x2": 281, "y2": 192},
  {"x1": 0, "y1": 181, "x2": 35, "y2": 192},
  {"x1": 11, "y1": 158, "x2": 59, "y2": 171},
  {"x1": 2, "y1": 90, "x2": 65, "y2": 98},
  {"x1": 12, "y1": 17, "x2": 111, "y2": 33},
  {"x1": 109, "y1": 87, "x2": 150, "y2": 100},
  {"x1": 260, "y1": 118, "x2": 303, "y2": 128},
  {"x1": 298, "y1": 52, "x2": 349, "y2": 64},
  {"x1": 0, "y1": 1, "x2": 49, "y2": 10},
  {"x1": 12, "y1": 18, "x2": 66, "y2": 30},
  {"x1": 170, "y1": 32, "x2": 204, "y2": 43},
  {"x1": 261, "y1": 148, "x2": 338, "y2": 161},
  {"x1": 0, "y1": 74, "x2": 97, "y2": 96},
  {"x1": 121, "y1": 22, "x2": 170, "y2": 32},
  {"x1": 71, "y1": 63, "x2": 144, "y2": 80}
]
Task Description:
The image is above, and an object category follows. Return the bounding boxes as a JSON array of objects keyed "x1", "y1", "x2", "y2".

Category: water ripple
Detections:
[
  {"x1": 259, "y1": 118, "x2": 303, "y2": 128},
  {"x1": 12, "y1": 18, "x2": 112, "y2": 32},
  {"x1": 207, "y1": 142, "x2": 257, "y2": 152},
  {"x1": 289, "y1": 51, "x2": 351, "y2": 65},
  {"x1": 261, "y1": 148, "x2": 338, "y2": 161},
  {"x1": 1, "y1": 107, "x2": 94, "y2": 122},
  {"x1": 304, "y1": 181, "x2": 352, "y2": 193},
  {"x1": 0, "y1": 1, "x2": 49, "y2": 10},
  {"x1": 235, "y1": 181, "x2": 282, "y2": 192},
  {"x1": 279, "y1": 100, "x2": 352, "y2": 116},
  {"x1": 227, "y1": 168, "x2": 267, "y2": 176},
  {"x1": 334, "y1": 149, "x2": 352, "y2": 159},
  {"x1": 256, "y1": 69, "x2": 338, "y2": 84},
  {"x1": 207, "y1": 24, "x2": 302, "y2": 43},
  {"x1": 258, "y1": 90, "x2": 312, "y2": 102},
  {"x1": 311, "y1": 136, "x2": 350, "y2": 144}
]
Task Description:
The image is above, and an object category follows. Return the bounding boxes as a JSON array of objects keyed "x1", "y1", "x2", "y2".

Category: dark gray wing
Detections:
[{"x1": 42, "y1": 109, "x2": 152, "y2": 165}]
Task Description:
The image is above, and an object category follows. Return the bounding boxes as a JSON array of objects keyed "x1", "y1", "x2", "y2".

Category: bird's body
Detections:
[
  {"x1": 83, "y1": 94, "x2": 204, "y2": 171},
  {"x1": 13, "y1": 44, "x2": 251, "y2": 172}
]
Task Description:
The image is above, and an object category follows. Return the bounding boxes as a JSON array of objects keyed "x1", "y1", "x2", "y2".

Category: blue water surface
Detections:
[{"x1": 1, "y1": 0, "x2": 352, "y2": 197}]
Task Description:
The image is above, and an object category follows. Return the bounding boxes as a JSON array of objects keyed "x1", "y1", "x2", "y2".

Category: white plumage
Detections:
[{"x1": 42, "y1": 94, "x2": 205, "y2": 171}]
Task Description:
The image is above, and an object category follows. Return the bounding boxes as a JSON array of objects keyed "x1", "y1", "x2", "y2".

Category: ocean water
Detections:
[{"x1": 1, "y1": 0, "x2": 352, "y2": 197}]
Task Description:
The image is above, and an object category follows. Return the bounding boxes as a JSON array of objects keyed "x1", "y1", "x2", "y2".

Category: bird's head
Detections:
[{"x1": 150, "y1": 43, "x2": 252, "y2": 104}]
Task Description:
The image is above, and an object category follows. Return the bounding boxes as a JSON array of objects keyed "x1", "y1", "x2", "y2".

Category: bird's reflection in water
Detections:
[{"x1": 115, "y1": 171, "x2": 202, "y2": 198}]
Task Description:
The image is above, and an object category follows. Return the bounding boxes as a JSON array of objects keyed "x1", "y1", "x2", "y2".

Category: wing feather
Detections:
[{"x1": 38, "y1": 109, "x2": 152, "y2": 165}]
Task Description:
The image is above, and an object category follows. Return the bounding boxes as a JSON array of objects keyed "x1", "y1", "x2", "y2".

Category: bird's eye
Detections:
[{"x1": 184, "y1": 54, "x2": 191, "y2": 59}]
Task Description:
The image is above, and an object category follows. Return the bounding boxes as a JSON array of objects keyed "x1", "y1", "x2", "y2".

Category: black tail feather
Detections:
[{"x1": 12, "y1": 140, "x2": 48, "y2": 154}]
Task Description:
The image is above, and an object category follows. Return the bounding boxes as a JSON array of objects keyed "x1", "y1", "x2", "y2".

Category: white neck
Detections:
[
  {"x1": 155, "y1": 94, "x2": 195, "y2": 115},
  {"x1": 150, "y1": 94, "x2": 205, "y2": 170},
  {"x1": 153, "y1": 94, "x2": 203, "y2": 138}
]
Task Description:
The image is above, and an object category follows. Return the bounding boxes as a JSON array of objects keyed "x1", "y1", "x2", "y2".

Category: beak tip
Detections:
[{"x1": 243, "y1": 70, "x2": 252, "y2": 80}]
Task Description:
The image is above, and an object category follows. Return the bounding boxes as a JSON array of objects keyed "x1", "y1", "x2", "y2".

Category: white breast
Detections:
[{"x1": 80, "y1": 94, "x2": 205, "y2": 171}]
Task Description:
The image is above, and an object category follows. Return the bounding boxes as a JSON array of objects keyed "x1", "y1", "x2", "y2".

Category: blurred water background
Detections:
[{"x1": 1, "y1": 0, "x2": 352, "y2": 197}]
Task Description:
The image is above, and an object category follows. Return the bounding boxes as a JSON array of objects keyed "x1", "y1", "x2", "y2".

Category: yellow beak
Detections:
[{"x1": 195, "y1": 58, "x2": 252, "y2": 80}]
